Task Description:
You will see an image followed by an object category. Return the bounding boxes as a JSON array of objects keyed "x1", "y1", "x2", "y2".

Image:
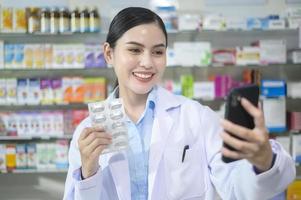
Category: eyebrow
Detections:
[{"x1": 125, "y1": 41, "x2": 166, "y2": 48}]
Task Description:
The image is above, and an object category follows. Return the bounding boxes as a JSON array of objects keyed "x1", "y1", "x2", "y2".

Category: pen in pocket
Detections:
[{"x1": 182, "y1": 145, "x2": 190, "y2": 162}]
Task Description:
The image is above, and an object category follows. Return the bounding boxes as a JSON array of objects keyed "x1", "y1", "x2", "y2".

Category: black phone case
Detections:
[{"x1": 222, "y1": 85, "x2": 259, "y2": 163}]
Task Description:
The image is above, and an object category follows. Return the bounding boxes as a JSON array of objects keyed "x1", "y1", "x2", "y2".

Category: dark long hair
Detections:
[{"x1": 106, "y1": 7, "x2": 168, "y2": 89}]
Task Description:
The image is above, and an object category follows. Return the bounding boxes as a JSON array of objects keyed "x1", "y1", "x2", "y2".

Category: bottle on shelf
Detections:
[
  {"x1": 89, "y1": 7, "x2": 100, "y2": 32},
  {"x1": 50, "y1": 8, "x2": 59, "y2": 34},
  {"x1": 71, "y1": 8, "x2": 80, "y2": 33},
  {"x1": 80, "y1": 7, "x2": 90, "y2": 33},
  {"x1": 40, "y1": 8, "x2": 51, "y2": 33},
  {"x1": 59, "y1": 7, "x2": 71, "y2": 33},
  {"x1": 27, "y1": 7, "x2": 41, "y2": 33}
]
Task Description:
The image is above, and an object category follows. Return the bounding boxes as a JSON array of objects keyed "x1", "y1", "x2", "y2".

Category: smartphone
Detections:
[{"x1": 222, "y1": 84, "x2": 259, "y2": 163}]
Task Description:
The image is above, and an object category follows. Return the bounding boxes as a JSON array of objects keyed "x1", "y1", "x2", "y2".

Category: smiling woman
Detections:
[{"x1": 63, "y1": 7, "x2": 296, "y2": 200}]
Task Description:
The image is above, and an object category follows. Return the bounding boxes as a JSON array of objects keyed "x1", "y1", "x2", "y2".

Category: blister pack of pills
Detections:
[{"x1": 88, "y1": 98, "x2": 128, "y2": 154}]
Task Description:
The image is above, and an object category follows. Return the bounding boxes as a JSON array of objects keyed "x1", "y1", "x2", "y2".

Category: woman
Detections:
[{"x1": 63, "y1": 7, "x2": 295, "y2": 200}]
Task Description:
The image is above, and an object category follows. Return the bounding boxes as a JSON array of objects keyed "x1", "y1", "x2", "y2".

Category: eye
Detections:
[
  {"x1": 153, "y1": 49, "x2": 165, "y2": 56},
  {"x1": 128, "y1": 48, "x2": 141, "y2": 54}
]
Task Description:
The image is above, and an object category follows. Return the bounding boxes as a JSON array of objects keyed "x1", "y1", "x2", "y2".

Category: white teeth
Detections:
[{"x1": 134, "y1": 73, "x2": 152, "y2": 79}]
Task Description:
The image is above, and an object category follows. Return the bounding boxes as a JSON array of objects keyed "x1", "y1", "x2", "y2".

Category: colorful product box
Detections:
[
  {"x1": 293, "y1": 135, "x2": 301, "y2": 164},
  {"x1": 44, "y1": 44, "x2": 53, "y2": 69},
  {"x1": 0, "y1": 40, "x2": 4, "y2": 69},
  {"x1": 28, "y1": 78, "x2": 41, "y2": 105},
  {"x1": 181, "y1": 75, "x2": 194, "y2": 98},
  {"x1": 6, "y1": 144, "x2": 16, "y2": 172},
  {"x1": 288, "y1": 112, "x2": 301, "y2": 131},
  {"x1": 56, "y1": 139, "x2": 69, "y2": 169},
  {"x1": 24, "y1": 44, "x2": 34, "y2": 68},
  {"x1": 259, "y1": 40, "x2": 286, "y2": 64},
  {"x1": 5, "y1": 113, "x2": 18, "y2": 136},
  {"x1": 52, "y1": 44, "x2": 65, "y2": 68},
  {"x1": 13, "y1": 8, "x2": 27, "y2": 33},
  {"x1": 51, "y1": 78, "x2": 64, "y2": 104},
  {"x1": 0, "y1": 79, "x2": 6, "y2": 105},
  {"x1": 6, "y1": 78, "x2": 17, "y2": 105},
  {"x1": 36, "y1": 143, "x2": 48, "y2": 170},
  {"x1": 16, "y1": 144, "x2": 27, "y2": 169},
  {"x1": 261, "y1": 80, "x2": 286, "y2": 97},
  {"x1": 73, "y1": 44, "x2": 85, "y2": 68},
  {"x1": 64, "y1": 45, "x2": 76, "y2": 68},
  {"x1": 0, "y1": 113, "x2": 7, "y2": 135},
  {"x1": 0, "y1": 144, "x2": 6, "y2": 172},
  {"x1": 62, "y1": 77, "x2": 73, "y2": 104},
  {"x1": 4, "y1": 44, "x2": 15, "y2": 69},
  {"x1": 193, "y1": 81, "x2": 215, "y2": 100},
  {"x1": 40, "y1": 113, "x2": 53, "y2": 136},
  {"x1": 51, "y1": 112, "x2": 64, "y2": 136},
  {"x1": 287, "y1": 180, "x2": 301, "y2": 200},
  {"x1": 236, "y1": 46, "x2": 260, "y2": 66},
  {"x1": 263, "y1": 97, "x2": 286, "y2": 133},
  {"x1": 17, "y1": 78, "x2": 28, "y2": 105},
  {"x1": 212, "y1": 49, "x2": 236, "y2": 66},
  {"x1": 33, "y1": 44, "x2": 45, "y2": 69},
  {"x1": 178, "y1": 14, "x2": 200, "y2": 31},
  {"x1": 17, "y1": 112, "x2": 31, "y2": 136},
  {"x1": 72, "y1": 77, "x2": 85, "y2": 103},
  {"x1": 47, "y1": 143, "x2": 57, "y2": 169},
  {"x1": 14, "y1": 44, "x2": 25, "y2": 68},
  {"x1": 40, "y1": 79, "x2": 53, "y2": 105},
  {"x1": 26, "y1": 143, "x2": 37, "y2": 169},
  {"x1": 28, "y1": 112, "x2": 41, "y2": 136},
  {"x1": 1, "y1": 7, "x2": 13, "y2": 32}
]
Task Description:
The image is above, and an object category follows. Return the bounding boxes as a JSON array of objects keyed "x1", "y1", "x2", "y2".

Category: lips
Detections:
[{"x1": 132, "y1": 72, "x2": 154, "y2": 82}]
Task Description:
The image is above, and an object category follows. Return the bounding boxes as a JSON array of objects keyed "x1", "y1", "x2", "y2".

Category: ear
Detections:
[{"x1": 103, "y1": 42, "x2": 114, "y2": 65}]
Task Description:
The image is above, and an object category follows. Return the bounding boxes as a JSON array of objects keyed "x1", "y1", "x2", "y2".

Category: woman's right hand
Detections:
[{"x1": 78, "y1": 126, "x2": 112, "y2": 179}]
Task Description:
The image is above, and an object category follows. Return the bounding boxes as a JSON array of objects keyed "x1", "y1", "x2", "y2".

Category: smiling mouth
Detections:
[{"x1": 133, "y1": 72, "x2": 154, "y2": 79}]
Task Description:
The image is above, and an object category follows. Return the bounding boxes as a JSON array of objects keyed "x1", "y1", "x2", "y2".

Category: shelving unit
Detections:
[
  {"x1": 0, "y1": 29, "x2": 300, "y2": 180},
  {"x1": 0, "y1": 135, "x2": 72, "y2": 141}
]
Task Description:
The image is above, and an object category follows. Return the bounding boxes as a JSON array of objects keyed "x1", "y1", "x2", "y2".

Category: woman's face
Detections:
[{"x1": 106, "y1": 23, "x2": 167, "y2": 95}]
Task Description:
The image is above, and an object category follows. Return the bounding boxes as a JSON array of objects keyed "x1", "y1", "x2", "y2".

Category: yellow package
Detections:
[
  {"x1": 13, "y1": 8, "x2": 27, "y2": 32},
  {"x1": 287, "y1": 180, "x2": 301, "y2": 200},
  {"x1": 1, "y1": 8, "x2": 13, "y2": 32}
]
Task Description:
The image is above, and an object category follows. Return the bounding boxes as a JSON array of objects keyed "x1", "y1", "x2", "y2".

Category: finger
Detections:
[
  {"x1": 82, "y1": 131, "x2": 112, "y2": 147},
  {"x1": 221, "y1": 147, "x2": 245, "y2": 160},
  {"x1": 221, "y1": 131, "x2": 259, "y2": 154},
  {"x1": 241, "y1": 98, "x2": 265, "y2": 129},
  {"x1": 91, "y1": 144, "x2": 108, "y2": 158},
  {"x1": 221, "y1": 119, "x2": 259, "y2": 142},
  {"x1": 79, "y1": 127, "x2": 106, "y2": 141},
  {"x1": 82, "y1": 137, "x2": 112, "y2": 155}
]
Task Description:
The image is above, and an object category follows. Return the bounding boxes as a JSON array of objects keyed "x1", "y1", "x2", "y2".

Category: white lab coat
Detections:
[{"x1": 63, "y1": 86, "x2": 296, "y2": 200}]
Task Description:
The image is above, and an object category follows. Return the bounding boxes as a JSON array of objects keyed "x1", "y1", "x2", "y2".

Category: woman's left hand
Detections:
[{"x1": 221, "y1": 97, "x2": 274, "y2": 172}]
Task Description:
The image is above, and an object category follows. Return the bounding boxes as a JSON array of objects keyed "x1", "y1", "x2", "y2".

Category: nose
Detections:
[{"x1": 139, "y1": 52, "x2": 154, "y2": 69}]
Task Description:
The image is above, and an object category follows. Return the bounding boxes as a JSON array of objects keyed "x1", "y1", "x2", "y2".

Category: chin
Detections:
[{"x1": 132, "y1": 85, "x2": 154, "y2": 95}]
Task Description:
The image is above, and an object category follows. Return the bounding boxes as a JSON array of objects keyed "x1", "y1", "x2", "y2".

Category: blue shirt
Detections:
[{"x1": 112, "y1": 86, "x2": 156, "y2": 200}]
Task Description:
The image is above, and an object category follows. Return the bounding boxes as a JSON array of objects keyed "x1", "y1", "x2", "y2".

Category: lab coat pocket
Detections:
[{"x1": 164, "y1": 148, "x2": 207, "y2": 200}]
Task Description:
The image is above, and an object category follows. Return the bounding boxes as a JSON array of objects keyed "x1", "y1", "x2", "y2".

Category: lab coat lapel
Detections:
[
  {"x1": 108, "y1": 151, "x2": 131, "y2": 200},
  {"x1": 148, "y1": 87, "x2": 181, "y2": 200}
]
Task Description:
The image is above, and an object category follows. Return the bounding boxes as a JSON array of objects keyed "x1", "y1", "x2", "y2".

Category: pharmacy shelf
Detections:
[
  {"x1": 165, "y1": 64, "x2": 301, "y2": 81},
  {"x1": 1, "y1": 63, "x2": 301, "y2": 79},
  {"x1": 0, "y1": 103, "x2": 87, "y2": 111},
  {"x1": 0, "y1": 168, "x2": 68, "y2": 174},
  {"x1": 0, "y1": 97, "x2": 300, "y2": 112},
  {"x1": 0, "y1": 68, "x2": 114, "y2": 78},
  {"x1": 0, "y1": 135, "x2": 73, "y2": 141},
  {"x1": 0, "y1": 32, "x2": 105, "y2": 44}
]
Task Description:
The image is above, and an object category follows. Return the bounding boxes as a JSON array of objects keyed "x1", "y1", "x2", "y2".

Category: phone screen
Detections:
[{"x1": 222, "y1": 84, "x2": 259, "y2": 163}]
